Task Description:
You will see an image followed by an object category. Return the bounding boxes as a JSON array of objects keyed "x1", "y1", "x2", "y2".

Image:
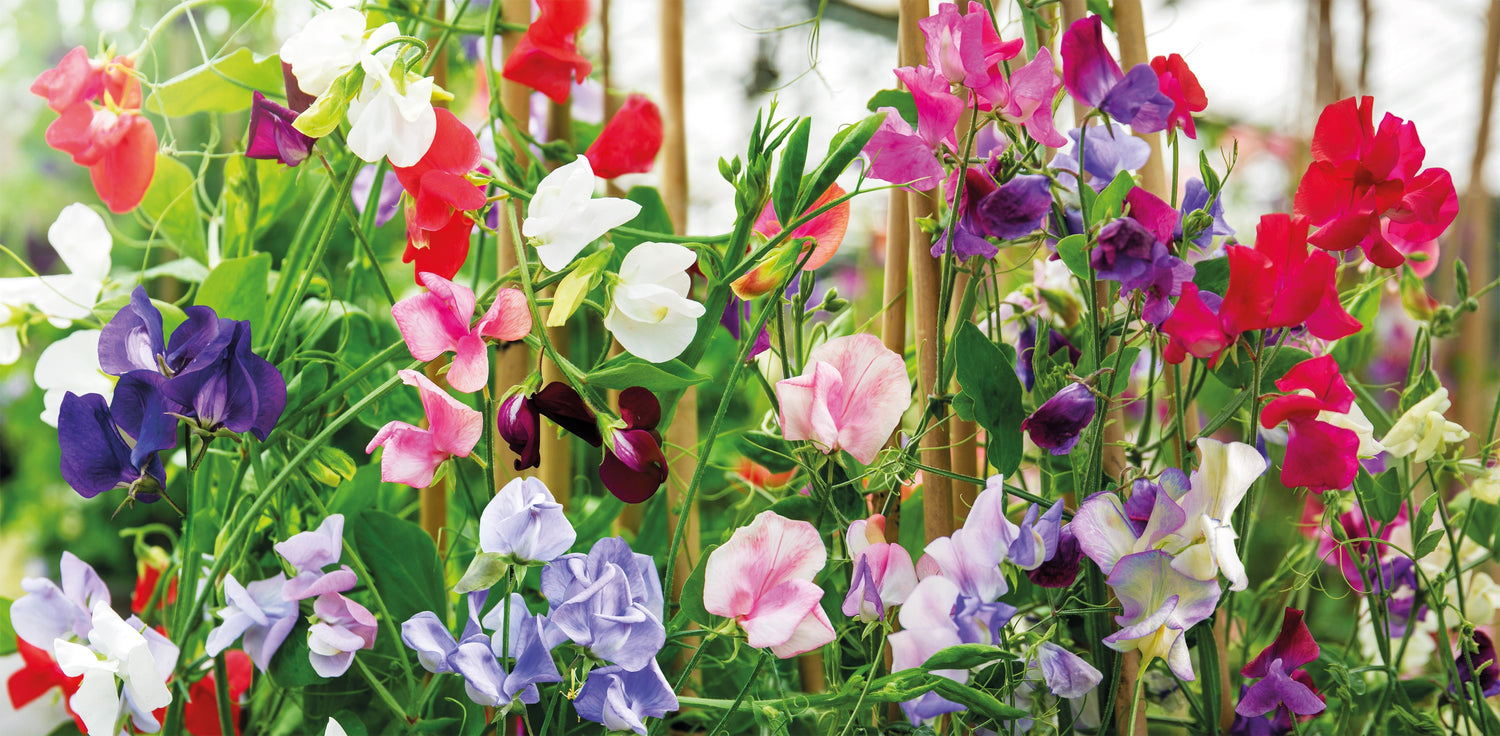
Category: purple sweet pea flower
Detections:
[
  {"x1": 933, "y1": 166, "x2": 1000, "y2": 259},
  {"x1": 1104, "y1": 550, "x2": 1221, "y2": 681},
  {"x1": 975, "y1": 174, "x2": 1053, "y2": 244},
  {"x1": 1052, "y1": 124, "x2": 1151, "y2": 190},
  {"x1": 479, "y1": 476, "x2": 577, "y2": 564},
  {"x1": 308, "y1": 591, "x2": 377, "y2": 678},
  {"x1": 246, "y1": 91, "x2": 315, "y2": 167},
  {"x1": 10, "y1": 551, "x2": 108, "y2": 648},
  {"x1": 719, "y1": 298, "x2": 771, "y2": 361},
  {"x1": 1367, "y1": 557, "x2": 1424, "y2": 637},
  {"x1": 205, "y1": 573, "x2": 299, "y2": 672},
  {"x1": 1237, "y1": 609, "x2": 1325, "y2": 717},
  {"x1": 1026, "y1": 524, "x2": 1083, "y2": 588},
  {"x1": 161, "y1": 319, "x2": 286, "y2": 441},
  {"x1": 540, "y1": 537, "x2": 665, "y2": 672},
  {"x1": 1454, "y1": 630, "x2": 1500, "y2": 700},
  {"x1": 1061, "y1": 16, "x2": 1173, "y2": 132},
  {"x1": 1178, "y1": 178, "x2": 1234, "y2": 248},
  {"x1": 97, "y1": 287, "x2": 170, "y2": 376},
  {"x1": 1021, "y1": 382, "x2": 1097, "y2": 455},
  {"x1": 57, "y1": 371, "x2": 176, "y2": 502},
  {"x1": 888, "y1": 576, "x2": 976, "y2": 724},
  {"x1": 1091, "y1": 216, "x2": 1195, "y2": 324},
  {"x1": 403, "y1": 592, "x2": 562, "y2": 707},
  {"x1": 1035, "y1": 642, "x2": 1104, "y2": 698},
  {"x1": 496, "y1": 391, "x2": 542, "y2": 470},
  {"x1": 1007, "y1": 500, "x2": 1065, "y2": 570},
  {"x1": 574, "y1": 660, "x2": 679, "y2": 735},
  {"x1": 274, "y1": 514, "x2": 358, "y2": 601},
  {"x1": 353, "y1": 164, "x2": 404, "y2": 228}
]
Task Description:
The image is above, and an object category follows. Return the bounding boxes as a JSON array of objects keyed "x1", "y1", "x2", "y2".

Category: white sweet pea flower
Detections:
[
  {"x1": 279, "y1": 8, "x2": 399, "y2": 96},
  {"x1": 1169, "y1": 439, "x2": 1266, "y2": 592},
  {"x1": 522, "y1": 156, "x2": 642, "y2": 271},
  {"x1": 35, "y1": 330, "x2": 113, "y2": 427},
  {"x1": 1448, "y1": 571, "x2": 1500, "y2": 626},
  {"x1": 327, "y1": 718, "x2": 351, "y2": 736},
  {"x1": 604, "y1": 242, "x2": 706, "y2": 363},
  {"x1": 1381, "y1": 387, "x2": 1469, "y2": 462},
  {"x1": 0, "y1": 204, "x2": 112, "y2": 365},
  {"x1": 53, "y1": 603, "x2": 174, "y2": 736},
  {"x1": 1317, "y1": 398, "x2": 1384, "y2": 458},
  {"x1": 1468, "y1": 462, "x2": 1500, "y2": 504},
  {"x1": 345, "y1": 57, "x2": 438, "y2": 167}
]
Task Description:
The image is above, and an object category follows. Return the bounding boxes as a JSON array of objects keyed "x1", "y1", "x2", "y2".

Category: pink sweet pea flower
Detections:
[
  {"x1": 843, "y1": 515, "x2": 918, "y2": 621},
  {"x1": 917, "y1": 2, "x2": 1022, "y2": 94},
  {"x1": 365, "y1": 370, "x2": 484, "y2": 487},
  {"x1": 775, "y1": 334, "x2": 911, "y2": 465},
  {"x1": 994, "y1": 47, "x2": 1068, "y2": 148},
  {"x1": 703, "y1": 510, "x2": 835, "y2": 658},
  {"x1": 391, "y1": 272, "x2": 532, "y2": 393},
  {"x1": 864, "y1": 66, "x2": 964, "y2": 190}
]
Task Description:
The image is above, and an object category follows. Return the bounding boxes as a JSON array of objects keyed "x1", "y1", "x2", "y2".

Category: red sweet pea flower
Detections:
[
  {"x1": 131, "y1": 551, "x2": 179, "y2": 615},
  {"x1": 1259, "y1": 355, "x2": 1360, "y2": 492},
  {"x1": 7, "y1": 638, "x2": 85, "y2": 732},
  {"x1": 1161, "y1": 282, "x2": 1235, "y2": 365},
  {"x1": 394, "y1": 108, "x2": 486, "y2": 282},
  {"x1": 183, "y1": 650, "x2": 254, "y2": 736},
  {"x1": 33, "y1": 47, "x2": 157, "y2": 214},
  {"x1": 502, "y1": 0, "x2": 592, "y2": 104},
  {"x1": 1293, "y1": 96, "x2": 1458, "y2": 269},
  {"x1": 1220, "y1": 214, "x2": 1361, "y2": 339},
  {"x1": 585, "y1": 94, "x2": 663, "y2": 179},
  {"x1": 1149, "y1": 54, "x2": 1206, "y2": 139}
]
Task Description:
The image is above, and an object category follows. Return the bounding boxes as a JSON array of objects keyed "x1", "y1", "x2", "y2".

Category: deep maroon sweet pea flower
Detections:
[
  {"x1": 1061, "y1": 16, "x2": 1173, "y2": 132},
  {"x1": 1237, "y1": 608, "x2": 1325, "y2": 719},
  {"x1": 246, "y1": 91, "x2": 314, "y2": 167},
  {"x1": 601, "y1": 387, "x2": 669, "y2": 503},
  {"x1": 162, "y1": 320, "x2": 286, "y2": 440},
  {"x1": 541, "y1": 537, "x2": 665, "y2": 672},
  {"x1": 533, "y1": 382, "x2": 602, "y2": 446},
  {"x1": 1021, "y1": 382, "x2": 1097, "y2": 455},
  {"x1": 496, "y1": 391, "x2": 542, "y2": 470},
  {"x1": 574, "y1": 661, "x2": 679, "y2": 735},
  {"x1": 57, "y1": 371, "x2": 176, "y2": 501},
  {"x1": 975, "y1": 174, "x2": 1053, "y2": 243},
  {"x1": 1454, "y1": 630, "x2": 1500, "y2": 700}
]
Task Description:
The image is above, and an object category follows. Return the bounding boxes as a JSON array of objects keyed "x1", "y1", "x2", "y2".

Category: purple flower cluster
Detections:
[{"x1": 59, "y1": 286, "x2": 286, "y2": 505}]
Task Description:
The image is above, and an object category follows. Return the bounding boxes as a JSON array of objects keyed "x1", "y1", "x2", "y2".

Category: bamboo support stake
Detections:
[
  {"x1": 539, "y1": 100, "x2": 575, "y2": 507},
  {"x1": 950, "y1": 271, "x2": 979, "y2": 515},
  {"x1": 1454, "y1": 0, "x2": 1500, "y2": 447},
  {"x1": 879, "y1": 12, "x2": 914, "y2": 545}
]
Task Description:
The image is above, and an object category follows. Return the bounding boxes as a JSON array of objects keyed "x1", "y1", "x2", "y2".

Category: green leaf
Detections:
[
  {"x1": 1191, "y1": 256, "x2": 1230, "y2": 296},
  {"x1": 953, "y1": 322, "x2": 1024, "y2": 475},
  {"x1": 454, "y1": 552, "x2": 510, "y2": 594},
  {"x1": 773, "y1": 118, "x2": 810, "y2": 228},
  {"x1": 1213, "y1": 346, "x2": 1312, "y2": 390},
  {"x1": 0, "y1": 597, "x2": 14, "y2": 657},
  {"x1": 1088, "y1": 171, "x2": 1133, "y2": 224},
  {"x1": 1411, "y1": 494, "x2": 1442, "y2": 559},
  {"x1": 613, "y1": 186, "x2": 675, "y2": 255},
  {"x1": 267, "y1": 621, "x2": 322, "y2": 687},
  {"x1": 352, "y1": 510, "x2": 446, "y2": 624},
  {"x1": 1355, "y1": 467, "x2": 1405, "y2": 525},
  {"x1": 865, "y1": 89, "x2": 917, "y2": 128},
  {"x1": 796, "y1": 113, "x2": 883, "y2": 216},
  {"x1": 307, "y1": 446, "x2": 357, "y2": 487},
  {"x1": 920, "y1": 644, "x2": 1008, "y2": 672},
  {"x1": 586, "y1": 354, "x2": 709, "y2": 394},
  {"x1": 769, "y1": 494, "x2": 818, "y2": 522},
  {"x1": 196, "y1": 253, "x2": 272, "y2": 340},
  {"x1": 140, "y1": 154, "x2": 206, "y2": 261},
  {"x1": 147, "y1": 48, "x2": 285, "y2": 117},
  {"x1": 1055, "y1": 234, "x2": 1089, "y2": 279},
  {"x1": 679, "y1": 547, "x2": 715, "y2": 627}
]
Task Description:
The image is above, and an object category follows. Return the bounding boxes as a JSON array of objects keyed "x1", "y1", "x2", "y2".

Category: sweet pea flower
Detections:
[
  {"x1": 160, "y1": 320, "x2": 287, "y2": 441},
  {"x1": 1469, "y1": 461, "x2": 1500, "y2": 504},
  {"x1": 604, "y1": 242, "x2": 705, "y2": 364},
  {"x1": 35, "y1": 55, "x2": 157, "y2": 213},
  {"x1": 1021, "y1": 382, "x2": 1097, "y2": 455},
  {"x1": 574, "y1": 661, "x2": 679, "y2": 735},
  {"x1": 704, "y1": 511, "x2": 835, "y2": 658},
  {"x1": 973, "y1": 174, "x2": 1053, "y2": 246},
  {"x1": 1260, "y1": 355, "x2": 1366, "y2": 492},
  {"x1": 1237, "y1": 608, "x2": 1325, "y2": 718},
  {"x1": 53, "y1": 602, "x2": 175, "y2": 735},
  {"x1": 353, "y1": 165, "x2": 404, "y2": 228},
  {"x1": 366, "y1": 369, "x2": 485, "y2": 487},
  {"x1": 204, "y1": 573, "x2": 299, "y2": 672},
  {"x1": 864, "y1": 66, "x2": 964, "y2": 190},
  {"x1": 917, "y1": 1, "x2": 1022, "y2": 93},
  {"x1": 776, "y1": 334, "x2": 910, "y2": 465},
  {"x1": 402, "y1": 593, "x2": 562, "y2": 708},
  {"x1": 1150, "y1": 54, "x2": 1207, "y2": 139},
  {"x1": 1170, "y1": 439, "x2": 1267, "y2": 591},
  {"x1": 274, "y1": 514, "x2": 358, "y2": 601},
  {"x1": 35, "y1": 330, "x2": 112, "y2": 427},
  {"x1": 307, "y1": 592, "x2": 377, "y2": 678},
  {"x1": 600, "y1": 388, "x2": 670, "y2": 503},
  {"x1": 522, "y1": 155, "x2": 642, "y2": 271},
  {"x1": 1061, "y1": 16, "x2": 1173, "y2": 132},
  {"x1": 888, "y1": 576, "x2": 968, "y2": 723},
  {"x1": 9, "y1": 638, "x2": 85, "y2": 731},
  {"x1": 995, "y1": 47, "x2": 1069, "y2": 148},
  {"x1": 392, "y1": 272, "x2": 531, "y2": 392},
  {"x1": 393, "y1": 109, "x2": 488, "y2": 280},
  {"x1": 541, "y1": 537, "x2": 666, "y2": 671},
  {"x1": 11, "y1": 552, "x2": 109, "y2": 650},
  {"x1": 346, "y1": 58, "x2": 438, "y2": 168},
  {"x1": 279, "y1": 8, "x2": 395, "y2": 97},
  {"x1": 496, "y1": 391, "x2": 542, "y2": 470},
  {"x1": 585, "y1": 93, "x2": 664, "y2": 179},
  {"x1": 1380, "y1": 387, "x2": 1468, "y2": 462},
  {"x1": 0, "y1": 204, "x2": 113, "y2": 365},
  {"x1": 1178, "y1": 178, "x2": 1234, "y2": 247},
  {"x1": 480, "y1": 477, "x2": 576, "y2": 564},
  {"x1": 31, "y1": 46, "x2": 138, "y2": 113},
  {"x1": 1035, "y1": 642, "x2": 1104, "y2": 699},
  {"x1": 1052, "y1": 124, "x2": 1152, "y2": 191},
  {"x1": 57, "y1": 372, "x2": 176, "y2": 503},
  {"x1": 933, "y1": 166, "x2": 1000, "y2": 260},
  {"x1": 1007, "y1": 500, "x2": 1067, "y2": 571},
  {"x1": 1218, "y1": 214, "x2": 1361, "y2": 340},
  {"x1": 1103, "y1": 550, "x2": 1221, "y2": 680},
  {"x1": 500, "y1": 0, "x2": 592, "y2": 104},
  {"x1": 735, "y1": 183, "x2": 851, "y2": 297},
  {"x1": 182, "y1": 649, "x2": 253, "y2": 736},
  {"x1": 1454, "y1": 631, "x2": 1500, "y2": 700},
  {"x1": 246, "y1": 92, "x2": 315, "y2": 167},
  {"x1": 843, "y1": 515, "x2": 918, "y2": 621}
]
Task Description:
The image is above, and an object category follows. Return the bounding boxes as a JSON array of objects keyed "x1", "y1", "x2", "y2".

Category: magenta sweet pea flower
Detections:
[
  {"x1": 995, "y1": 47, "x2": 1068, "y2": 148},
  {"x1": 1061, "y1": 16, "x2": 1174, "y2": 132},
  {"x1": 307, "y1": 591, "x2": 377, "y2": 678},
  {"x1": 245, "y1": 91, "x2": 314, "y2": 167},
  {"x1": 864, "y1": 65, "x2": 963, "y2": 190},
  {"x1": 704, "y1": 510, "x2": 835, "y2": 658},
  {"x1": 391, "y1": 272, "x2": 532, "y2": 394},
  {"x1": 366, "y1": 369, "x2": 484, "y2": 487},
  {"x1": 917, "y1": 1, "x2": 1022, "y2": 93},
  {"x1": 775, "y1": 334, "x2": 910, "y2": 465},
  {"x1": 1237, "y1": 608, "x2": 1326, "y2": 718},
  {"x1": 843, "y1": 515, "x2": 917, "y2": 621},
  {"x1": 600, "y1": 388, "x2": 669, "y2": 504}
]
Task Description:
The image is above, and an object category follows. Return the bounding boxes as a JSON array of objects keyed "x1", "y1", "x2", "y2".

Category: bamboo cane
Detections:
[
  {"x1": 540, "y1": 100, "x2": 575, "y2": 508},
  {"x1": 880, "y1": 9, "x2": 914, "y2": 549},
  {"x1": 1454, "y1": 0, "x2": 1500, "y2": 448}
]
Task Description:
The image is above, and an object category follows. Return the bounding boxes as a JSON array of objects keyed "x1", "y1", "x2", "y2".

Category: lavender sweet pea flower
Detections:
[
  {"x1": 1007, "y1": 500, "x2": 1065, "y2": 570},
  {"x1": 1052, "y1": 124, "x2": 1151, "y2": 190},
  {"x1": 353, "y1": 164, "x2": 404, "y2": 228},
  {"x1": 162, "y1": 319, "x2": 287, "y2": 441},
  {"x1": 205, "y1": 573, "x2": 299, "y2": 672},
  {"x1": 1104, "y1": 550, "x2": 1221, "y2": 681},
  {"x1": 246, "y1": 91, "x2": 315, "y2": 167},
  {"x1": 1035, "y1": 642, "x2": 1104, "y2": 698},
  {"x1": 1061, "y1": 16, "x2": 1173, "y2": 132},
  {"x1": 308, "y1": 592, "x2": 378, "y2": 678},
  {"x1": 10, "y1": 551, "x2": 108, "y2": 648},
  {"x1": 274, "y1": 514, "x2": 358, "y2": 601},
  {"x1": 403, "y1": 593, "x2": 562, "y2": 707},
  {"x1": 540, "y1": 537, "x2": 665, "y2": 672},
  {"x1": 574, "y1": 660, "x2": 679, "y2": 735},
  {"x1": 1021, "y1": 382, "x2": 1097, "y2": 455},
  {"x1": 888, "y1": 576, "x2": 968, "y2": 724},
  {"x1": 975, "y1": 174, "x2": 1053, "y2": 243},
  {"x1": 479, "y1": 476, "x2": 577, "y2": 564},
  {"x1": 57, "y1": 371, "x2": 176, "y2": 501},
  {"x1": 1178, "y1": 178, "x2": 1234, "y2": 248}
]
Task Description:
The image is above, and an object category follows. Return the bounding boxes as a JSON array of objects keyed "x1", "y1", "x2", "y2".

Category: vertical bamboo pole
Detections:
[
  {"x1": 1456, "y1": 0, "x2": 1500, "y2": 447},
  {"x1": 897, "y1": 0, "x2": 953, "y2": 543},
  {"x1": 880, "y1": 14, "x2": 913, "y2": 547},
  {"x1": 493, "y1": 0, "x2": 535, "y2": 486},
  {"x1": 541, "y1": 101, "x2": 575, "y2": 507},
  {"x1": 950, "y1": 270, "x2": 980, "y2": 514}
]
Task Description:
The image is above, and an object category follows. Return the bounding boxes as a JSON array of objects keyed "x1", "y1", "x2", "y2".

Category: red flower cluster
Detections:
[
  {"x1": 1150, "y1": 54, "x2": 1207, "y2": 139},
  {"x1": 32, "y1": 47, "x2": 157, "y2": 213},
  {"x1": 393, "y1": 108, "x2": 486, "y2": 282},
  {"x1": 502, "y1": 0, "x2": 592, "y2": 104},
  {"x1": 1294, "y1": 96, "x2": 1458, "y2": 269}
]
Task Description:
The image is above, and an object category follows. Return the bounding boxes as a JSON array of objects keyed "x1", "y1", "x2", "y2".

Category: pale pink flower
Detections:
[
  {"x1": 775, "y1": 334, "x2": 911, "y2": 465},
  {"x1": 843, "y1": 514, "x2": 918, "y2": 621},
  {"x1": 703, "y1": 510, "x2": 835, "y2": 658},
  {"x1": 365, "y1": 369, "x2": 484, "y2": 487},
  {"x1": 391, "y1": 272, "x2": 532, "y2": 393}
]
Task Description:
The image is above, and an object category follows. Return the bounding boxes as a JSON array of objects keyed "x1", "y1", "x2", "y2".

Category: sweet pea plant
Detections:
[{"x1": 6, "y1": 1, "x2": 1500, "y2": 735}]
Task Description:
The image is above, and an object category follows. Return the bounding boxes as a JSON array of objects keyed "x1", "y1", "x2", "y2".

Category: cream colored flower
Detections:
[{"x1": 1381, "y1": 387, "x2": 1468, "y2": 462}]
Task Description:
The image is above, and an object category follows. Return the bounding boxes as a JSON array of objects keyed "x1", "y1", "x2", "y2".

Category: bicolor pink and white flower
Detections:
[
  {"x1": 703, "y1": 510, "x2": 835, "y2": 658},
  {"x1": 775, "y1": 334, "x2": 911, "y2": 465},
  {"x1": 843, "y1": 515, "x2": 918, "y2": 621}
]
